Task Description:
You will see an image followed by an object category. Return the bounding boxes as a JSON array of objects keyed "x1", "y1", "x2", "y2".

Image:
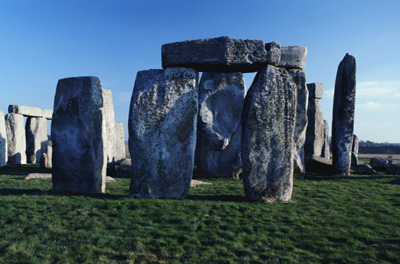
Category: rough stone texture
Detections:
[
  {"x1": 116, "y1": 159, "x2": 131, "y2": 178},
  {"x1": 25, "y1": 173, "x2": 52, "y2": 180},
  {"x1": 305, "y1": 155, "x2": 334, "y2": 174},
  {"x1": 351, "y1": 134, "x2": 359, "y2": 166},
  {"x1": 115, "y1": 123, "x2": 126, "y2": 161},
  {"x1": 40, "y1": 153, "x2": 48, "y2": 168},
  {"x1": 387, "y1": 163, "x2": 400, "y2": 175},
  {"x1": 196, "y1": 72, "x2": 245, "y2": 179},
  {"x1": 321, "y1": 120, "x2": 331, "y2": 159},
  {"x1": 8, "y1": 105, "x2": 53, "y2": 119},
  {"x1": 351, "y1": 164, "x2": 376, "y2": 175},
  {"x1": 278, "y1": 46, "x2": 307, "y2": 70},
  {"x1": 0, "y1": 110, "x2": 7, "y2": 167},
  {"x1": 307, "y1": 83, "x2": 324, "y2": 99},
  {"x1": 288, "y1": 69, "x2": 308, "y2": 179},
  {"x1": 102, "y1": 89, "x2": 116, "y2": 176},
  {"x1": 51, "y1": 76, "x2": 107, "y2": 194},
  {"x1": 5, "y1": 113, "x2": 26, "y2": 165},
  {"x1": 332, "y1": 54, "x2": 356, "y2": 176},
  {"x1": 370, "y1": 157, "x2": 389, "y2": 172},
  {"x1": 162, "y1": 37, "x2": 281, "y2": 73},
  {"x1": 241, "y1": 65, "x2": 297, "y2": 202},
  {"x1": 26, "y1": 117, "x2": 48, "y2": 164},
  {"x1": 46, "y1": 145, "x2": 52, "y2": 167},
  {"x1": 129, "y1": 68, "x2": 199, "y2": 199}
]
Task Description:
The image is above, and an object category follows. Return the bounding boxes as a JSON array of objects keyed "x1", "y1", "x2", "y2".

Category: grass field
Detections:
[{"x1": 0, "y1": 163, "x2": 399, "y2": 263}]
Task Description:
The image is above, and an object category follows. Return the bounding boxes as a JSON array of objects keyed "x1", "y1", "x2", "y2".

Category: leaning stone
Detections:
[
  {"x1": 51, "y1": 76, "x2": 107, "y2": 194},
  {"x1": 321, "y1": 120, "x2": 330, "y2": 159},
  {"x1": 115, "y1": 123, "x2": 126, "y2": 161},
  {"x1": 8, "y1": 105, "x2": 53, "y2": 120},
  {"x1": 129, "y1": 68, "x2": 199, "y2": 199},
  {"x1": 196, "y1": 72, "x2": 245, "y2": 179},
  {"x1": 26, "y1": 117, "x2": 48, "y2": 164},
  {"x1": 242, "y1": 65, "x2": 296, "y2": 202},
  {"x1": 0, "y1": 110, "x2": 7, "y2": 167},
  {"x1": 370, "y1": 157, "x2": 389, "y2": 172},
  {"x1": 351, "y1": 164, "x2": 376, "y2": 175},
  {"x1": 102, "y1": 89, "x2": 116, "y2": 177},
  {"x1": 5, "y1": 113, "x2": 26, "y2": 165},
  {"x1": 162, "y1": 36, "x2": 281, "y2": 73},
  {"x1": 351, "y1": 134, "x2": 359, "y2": 166},
  {"x1": 116, "y1": 158, "x2": 131, "y2": 178},
  {"x1": 332, "y1": 54, "x2": 357, "y2": 176},
  {"x1": 278, "y1": 46, "x2": 307, "y2": 70},
  {"x1": 307, "y1": 83, "x2": 324, "y2": 99}
]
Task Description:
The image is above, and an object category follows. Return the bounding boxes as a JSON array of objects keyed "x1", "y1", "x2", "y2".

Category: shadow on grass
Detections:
[
  {"x1": 305, "y1": 174, "x2": 398, "y2": 181},
  {"x1": 187, "y1": 195, "x2": 245, "y2": 202},
  {"x1": 0, "y1": 165, "x2": 52, "y2": 176}
]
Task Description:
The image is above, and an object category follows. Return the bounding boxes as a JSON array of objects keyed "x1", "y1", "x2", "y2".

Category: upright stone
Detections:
[
  {"x1": 0, "y1": 111, "x2": 7, "y2": 167},
  {"x1": 321, "y1": 120, "x2": 331, "y2": 159},
  {"x1": 242, "y1": 65, "x2": 297, "y2": 202},
  {"x1": 196, "y1": 72, "x2": 245, "y2": 179},
  {"x1": 351, "y1": 134, "x2": 359, "y2": 166},
  {"x1": 332, "y1": 54, "x2": 356, "y2": 176},
  {"x1": 288, "y1": 69, "x2": 308, "y2": 179},
  {"x1": 129, "y1": 68, "x2": 198, "y2": 199},
  {"x1": 5, "y1": 113, "x2": 26, "y2": 165},
  {"x1": 115, "y1": 123, "x2": 126, "y2": 161},
  {"x1": 51, "y1": 76, "x2": 107, "y2": 194},
  {"x1": 26, "y1": 117, "x2": 48, "y2": 164},
  {"x1": 102, "y1": 89, "x2": 117, "y2": 176},
  {"x1": 46, "y1": 145, "x2": 52, "y2": 167}
]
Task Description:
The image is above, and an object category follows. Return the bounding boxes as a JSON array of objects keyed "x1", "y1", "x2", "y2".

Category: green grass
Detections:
[{"x1": 0, "y1": 165, "x2": 399, "y2": 263}]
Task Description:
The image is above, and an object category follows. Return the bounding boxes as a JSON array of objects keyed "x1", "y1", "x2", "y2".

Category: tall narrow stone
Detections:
[
  {"x1": 0, "y1": 111, "x2": 7, "y2": 167},
  {"x1": 242, "y1": 65, "x2": 297, "y2": 202},
  {"x1": 196, "y1": 72, "x2": 245, "y2": 179},
  {"x1": 288, "y1": 69, "x2": 308, "y2": 179},
  {"x1": 5, "y1": 113, "x2": 26, "y2": 165},
  {"x1": 51, "y1": 76, "x2": 107, "y2": 194},
  {"x1": 321, "y1": 120, "x2": 331, "y2": 159},
  {"x1": 26, "y1": 117, "x2": 48, "y2": 164},
  {"x1": 351, "y1": 134, "x2": 359, "y2": 166},
  {"x1": 115, "y1": 123, "x2": 126, "y2": 161},
  {"x1": 129, "y1": 68, "x2": 198, "y2": 199},
  {"x1": 332, "y1": 54, "x2": 356, "y2": 176},
  {"x1": 102, "y1": 89, "x2": 116, "y2": 176}
]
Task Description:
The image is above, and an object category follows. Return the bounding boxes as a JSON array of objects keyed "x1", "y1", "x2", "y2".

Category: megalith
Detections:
[
  {"x1": 128, "y1": 68, "x2": 199, "y2": 199},
  {"x1": 26, "y1": 117, "x2": 48, "y2": 164},
  {"x1": 196, "y1": 72, "x2": 245, "y2": 179},
  {"x1": 115, "y1": 122, "x2": 126, "y2": 161},
  {"x1": 278, "y1": 46, "x2": 307, "y2": 70},
  {"x1": 0, "y1": 110, "x2": 7, "y2": 167},
  {"x1": 46, "y1": 145, "x2": 52, "y2": 167},
  {"x1": 102, "y1": 89, "x2": 117, "y2": 176},
  {"x1": 242, "y1": 65, "x2": 297, "y2": 202},
  {"x1": 321, "y1": 120, "x2": 331, "y2": 159},
  {"x1": 51, "y1": 76, "x2": 107, "y2": 194},
  {"x1": 5, "y1": 113, "x2": 26, "y2": 165},
  {"x1": 351, "y1": 134, "x2": 359, "y2": 166},
  {"x1": 332, "y1": 54, "x2": 356, "y2": 176}
]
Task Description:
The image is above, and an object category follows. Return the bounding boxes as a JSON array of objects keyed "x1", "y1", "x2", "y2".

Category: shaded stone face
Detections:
[
  {"x1": 102, "y1": 89, "x2": 116, "y2": 176},
  {"x1": 351, "y1": 134, "x2": 359, "y2": 166},
  {"x1": 332, "y1": 54, "x2": 356, "y2": 176},
  {"x1": 5, "y1": 113, "x2": 26, "y2": 165},
  {"x1": 241, "y1": 65, "x2": 297, "y2": 202},
  {"x1": 51, "y1": 76, "x2": 107, "y2": 194},
  {"x1": 304, "y1": 94, "x2": 325, "y2": 162},
  {"x1": 128, "y1": 67, "x2": 199, "y2": 199},
  {"x1": 115, "y1": 123, "x2": 126, "y2": 161},
  {"x1": 278, "y1": 46, "x2": 307, "y2": 70},
  {"x1": 321, "y1": 120, "x2": 331, "y2": 159},
  {"x1": 25, "y1": 117, "x2": 48, "y2": 164},
  {"x1": 196, "y1": 72, "x2": 245, "y2": 179},
  {"x1": 0, "y1": 110, "x2": 7, "y2": 167}
]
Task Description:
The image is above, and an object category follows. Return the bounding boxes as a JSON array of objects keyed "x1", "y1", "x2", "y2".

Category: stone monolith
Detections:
[
  {"x1": 196, "y1": 72, "x2": 245, "y2": 179},
  {"x1": 115, "y1": 123, "x2": 125, "y2": 161},
  {"x1": 51, "y1": 76, "x2": 107, "y2": 194},
  {"x1": 129, "y1": 68, "x2": 198, "y2": 199},
  {"x1": 351, "y1": 134, "x2": 359, "y2": 166},
  {"x1": 278, "y1": 46, "x2": 307, "y2": 69},
  {"x1": 102, "y1": 89, "x2": 116, "y2": 176},
  {"x1": 8, "y1": 105, "x2": 53, "y2": 119},
  {"x1": 5, "y1": 113, "x2": 26, "y2": 165},
  {"x1": 332, "y1": 54, "x2": 356, "y2": 176},
  {"x1": 321, "y1": 120, "x2": 330, "y2": 159},
  {"x1": 0, "y1": 110, "x2": 7, "y2": 167},
  {"x1": 26, "y1": 117, "x2": 48, "y2": 164},
  {"x1": 242, "y1": 65, "x2": 297, "y2": 202}
]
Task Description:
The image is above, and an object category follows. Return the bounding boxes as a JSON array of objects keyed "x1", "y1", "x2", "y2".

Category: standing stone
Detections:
[
  {"x1": 242, "y1": 65, "x2": 297, "y2": 202},
  {"x1": 40, "y1": 153, "x2": 48, "y2": 168},
  {"x1": 51, "y1": 76, "x2": 107, "y2": 194},
  {"x1": 46, "y1": 145, "x2": 52, "y2": 167},
  {"x1": 102, "y1": 89, "x2": 116, "y2": 176},
  {"x1": 0, "y1": 111, "x2": 7, "y2": 167},
  {"x1": 321, "y1": 120, "x2": 331, "y2": 159},
  {"x1": 351, "y1": 134, "x2": 359, "y2": 166},
  {"x1": 288, "y1": 69, "x2": 308, "y2": 179},
  {"x1": 5, "y1": 113, "x2": 26, "y2": 165},
  {"x1": 129, "y1": 68, "x2": 198, "y2": 199},
  {"x1": 332, "y1": 54, "x2": 356, "y2": 176},
  {"x1": 26, "y1": 117, "x2": 48, "y2": 164},
  {"x1": 115, "y1": 123, "x2": 126, "y2": 161},
  {"x1": 196, "y1": 72, "x2": 245, "y2": 179}
]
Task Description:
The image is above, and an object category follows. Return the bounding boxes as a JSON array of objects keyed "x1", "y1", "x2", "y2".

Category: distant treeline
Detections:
[{"x1": 359, "y1": 141, "x2": 400, "y2": 154}]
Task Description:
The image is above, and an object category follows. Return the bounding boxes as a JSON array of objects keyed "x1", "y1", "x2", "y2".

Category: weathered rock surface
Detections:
[
  {"x1": 51, "y1": 76, "x2": 107, "y2": 194},
  {"x1": 288, "y1": 69, "x2": 308, "y2": 179},
  {"x1": 116, "y1": 159, "x2": 131, "y2": 178},
  {"x1": 306, "y1": 82, "x2": 324, "y2": 99},
  {"x1": 242, "y1": 65, "x2": 296, "y2": 202},
  {"x1": 370, "y1": 157, "x2": 390, "y2": 172},
  {"x1": 115, "y1": 123, "x2": 126, "y2": 161},
  {"x1": 278, "y1": 46, "x2": 307, "y2": 69},
  {"x1": 351, "y1": 134, "x2": 359, "y2": 166},
  {"x1": 332, "y1": 54, "x2": 356, "y2": 176},
  {"x1": 0, "y1": 110, "x2": 7, "y2": 167},
  {"x1": 129, "y1": 68, "x2": 199, "y2": 199},
  {"x1": 305, "y1": 155, "x2": 334, "y2": 174},
  {"x1": 191, "y1": 180, "x2": 212, "y2": 187},
  {"x1": 351, "y1": 164, "x2": 376, "y2": 175},
  {"x1": 25, "y1": 173, "x2": 52, "y2": 180},
  {"x1": 5, "y1": 113, "x2": 26, "y2": 165},
  {"x1": 26, "y1": 117, "x2": 48, "y2": 164},
  {"x1": 387, "y1": 161, "x2": 400, "y2": 175},
  {"x1": 40, "y1": 153, "x2": 48, "y2": 168},
  {"x1": 8, "y1": 105, "x2": 53, "y2": 119},
  {"x1": 321, "y1": 120, "x2": 330, "y2": 159},
  {"x1": 46, "y1": 145, "x2": 52, "y2": 167},
  {"x1": 102, "y1": 89, "x2": 116, "y2": 176},
  {"x1": 196, "y1": 72, "x2": 245, "y2": 179},
  {"x1": 162, "y1": 37, "x2": 281, "y2": 73}
]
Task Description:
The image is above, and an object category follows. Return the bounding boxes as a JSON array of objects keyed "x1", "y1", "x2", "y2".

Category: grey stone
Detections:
[
  {"x1": 387, "y1": 163, "x2": 400, "y2": 175},
  {"x1": 289, "y1": 69, "x2": 308, "y2": 179},
  {"x1": 196, "y1": 72, "x2": 245, "y2": 179},
  {"x1": 351, "y1": 164, "x2": 376, "y2": 175},
  {"x1": 278, "y1": 46, "x2": 307, "y2": 70},
  {"x1": 370, "y1": 157, "x2": 389, "y2": 172},
  {"x1": 129, "y1": 68, "x2": 199, "y2": 199},
  {"x1": 305, "y1": 155, "x2": 334, "y2": 174},
  {"x1": 102, "y1": 89, "x2": 116, "y2": 176},
  {"x1": 0, "y1": 110, "x2": 7, "y2": 167},
  {"x1": 242, "y1": 65, "x2": 297, "y2": 202},
  {"x1": 40, "y1": 153, "x2": 48, "y2": 168},
  {"x1": 307, "y1": 83, "x2": 324, "y2": 99},
  {"x1": 116, "y1": 158, "x2": 131, "y2": 178},
  {"x1": 321, "y1": 120, "x2": 330, "y2": 159},
  {"x1": 191, "y1": 180, "x2": 212, "y2": 187},
  {"x1": 25, "y1": 173, "x2": 52, "y2": 180},
  {"x1": 51, "y1": 76, "x2": 107, "y2": 194},
  {"x1": 351, "y1": 134, "x2": 359, "y2": 166},
  {"x1": 5, "y1": 113, "x2": 26, "y2": 165},
  {"x1": 26, "y1": 117, "x2": 48, "y2": 164},
  {"x1": 162, "y1": 37, "x2": 281, "y2": 73},
  {"x1": 115, "y1": 123, "x2": 126, "y2": 161},
  {"x1": 106, "y1": 176, "x2": 116, "y2": 183},
  {"x1": 46, "y1": 145, "x2": 52, "y2": 167},
  {"x1": 8, "y1": 105, "x2": 53, "y2": 119},
  {"x1": 332, "y1": 54, "x2": 356, "y2": 176}
]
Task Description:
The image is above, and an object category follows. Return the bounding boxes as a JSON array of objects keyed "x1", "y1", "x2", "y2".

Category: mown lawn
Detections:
[{"x1": 0, "y1": 164, "x2": 399, "y2": 263}]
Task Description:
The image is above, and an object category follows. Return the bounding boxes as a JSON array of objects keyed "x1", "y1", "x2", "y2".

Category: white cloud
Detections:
[
  {"x1": 356, "y1": 101, "x2": 399, "y2": 111},
  {"x1": 356, "y1": 80, "x2": 400, "y2": 98}
]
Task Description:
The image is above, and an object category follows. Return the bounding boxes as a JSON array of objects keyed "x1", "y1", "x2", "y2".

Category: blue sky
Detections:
[{"x1": 0, "y1": 0, "x2": 399, "y2": 142}]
